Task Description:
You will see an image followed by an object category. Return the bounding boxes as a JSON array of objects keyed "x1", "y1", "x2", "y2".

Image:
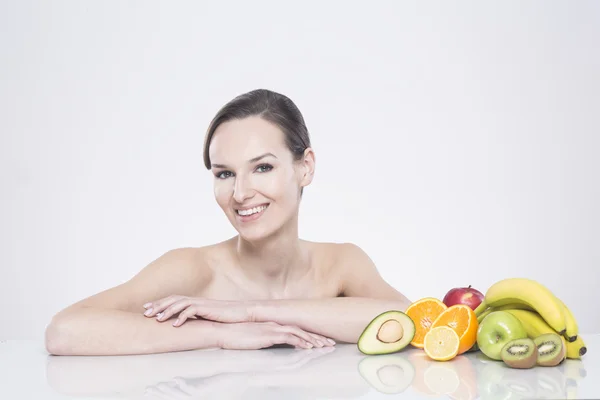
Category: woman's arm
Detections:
[
  {"x1": 46, "y1": 307, "x2": 222, "y2": 356},
  {"x1": 45, "y1": 248, "x2": 218, "y2": 355},
  {"x1": 252, "y1": 243, "x2": 412, "y2": 343},
  {"x1": 46, "y1": 248, "x2": 327, "y2": 355},
  {"x1": 252, "y1": 297, "x2": 408, "y2": 344},
  {"x1": 149, "y1": 244, "x2": 411, "y2": 344}
]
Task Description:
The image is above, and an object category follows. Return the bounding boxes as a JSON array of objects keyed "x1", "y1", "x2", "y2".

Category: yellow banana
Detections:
[
  {"x1": 502, "y1": 309, "x2": 566, "y2": 353},
  {"x1": 476, "y1": 303, "x2": 534, "y2": 323},
  {"x1": 474, "y1": 278, "x2": 567, "y2": 335},
  {"x1": 503, "y1": 309, "x2": 567, "y2": 362},
  {"x1": 501, "y1": 309, "x2": 586, "y2": 360},
  {"x1": 565, "y1": 335, "x2": 587, "y2": 359},
  {"x1": 477, "y1": 308, "x2": 493, "y2": 324},
  {"x1": 487, "y1": 303, "x2": 535, "y2": 312},
  {"x1": 556, "y1": 297, "x2": 579, "y2": 342},
  {"x1": 502, "y1": 309, "x2": 555, "y2": 338}
]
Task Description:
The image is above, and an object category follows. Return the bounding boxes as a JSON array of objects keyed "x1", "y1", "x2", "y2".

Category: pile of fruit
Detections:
[{"x1": 357, "y1": 278, "x2": 586, "y2": 370}]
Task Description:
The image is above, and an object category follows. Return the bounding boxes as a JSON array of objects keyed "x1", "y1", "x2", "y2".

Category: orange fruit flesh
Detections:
[
  {"x1": 424, "y1": 326, "x2": 460, "y2": 361},
  {"x1": 430, "y1": 305, "x2": 478, "y2": 355},
  {"x1": 406, "y1": 298, "x2": 447, "y2": 348}
]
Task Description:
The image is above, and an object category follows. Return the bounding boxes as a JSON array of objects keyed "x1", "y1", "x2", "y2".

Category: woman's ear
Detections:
[{"x1": 299, "y1": 147, "x2": 316, "y2": 187}]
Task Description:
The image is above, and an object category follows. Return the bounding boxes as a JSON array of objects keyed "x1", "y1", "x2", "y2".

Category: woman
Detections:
[{"x1": 45, "y1": 89, "x2": 412, "y2": 356}]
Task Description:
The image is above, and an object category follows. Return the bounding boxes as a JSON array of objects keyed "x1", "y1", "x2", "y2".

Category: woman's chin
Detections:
[{"x1": 236, "y1": 225, "x2": 273, "y2": 243}]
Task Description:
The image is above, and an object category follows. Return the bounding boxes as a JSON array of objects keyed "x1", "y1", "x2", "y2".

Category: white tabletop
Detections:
[{"x1": 0, "y1": 335, "x2": 597, "y2": 399}]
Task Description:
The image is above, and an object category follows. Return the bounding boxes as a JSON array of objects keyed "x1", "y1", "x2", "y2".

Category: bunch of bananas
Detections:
[{"x1": 474, "y1": 277, "x2": 587, "y2": 360}]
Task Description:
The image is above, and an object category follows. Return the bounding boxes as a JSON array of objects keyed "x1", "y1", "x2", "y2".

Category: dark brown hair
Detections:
[{"x1": 203, "y1": 89, "x2": 311, "y2": 170}]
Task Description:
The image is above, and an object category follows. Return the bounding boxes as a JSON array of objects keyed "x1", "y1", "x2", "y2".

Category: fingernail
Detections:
[
  {"x1": 144, "y1": 308, "x2": 153, "y2": 316},
  {"x1": 156, "y1": 312, "x2": 163, "y2": 320},
  {"x1": 316, "y1": 340, "x2": 324, "y2": 347},
  {"x1": 143, "y1": 303, "x2": 152, "y2": 309},
  {"x1": 173, "y1": 318, "x2": 180, "y2": 326},
  {"x1": 305, "y1": 342, "x2": 313, "y2": 348},
  {"x1": 328, "y1": 339, "x2": 336, "y2": 345}
]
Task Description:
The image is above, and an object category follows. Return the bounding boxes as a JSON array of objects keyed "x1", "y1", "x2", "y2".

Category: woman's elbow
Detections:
[{"x1": 45, "y1": 315, "x2": 71, "y2": 355}]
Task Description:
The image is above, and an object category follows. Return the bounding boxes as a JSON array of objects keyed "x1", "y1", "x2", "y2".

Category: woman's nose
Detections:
[{"x1": 232, "y1": 176, "x2": 254, "y2": 203}]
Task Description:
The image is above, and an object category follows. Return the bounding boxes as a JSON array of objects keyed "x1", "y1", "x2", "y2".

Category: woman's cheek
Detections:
[
  {"x1": 213, "y1": 181, "x2": 231, "y2": 204},
  {"x1": 260, "y1": 171, "x2": 288, "y2": 197}
]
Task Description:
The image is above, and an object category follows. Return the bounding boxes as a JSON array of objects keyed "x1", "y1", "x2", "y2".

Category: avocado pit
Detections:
[
  {"x1": 357, "y1": 310, "x2": 415, "y2": 355},
  {"x1": 377, "y1": 319, "x2": 404, "y2": 343}
]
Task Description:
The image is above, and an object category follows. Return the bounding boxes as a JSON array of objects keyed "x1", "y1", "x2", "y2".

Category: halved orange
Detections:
[
  {"x1": 405, "y1": 297, "x2": 447, "y2": 348},
  {"x1": 424, "y1": 326, "x2": 460, "y2": 361},
  {"x1": 430, "y1": 304, "x2": 478, "y2": 355}
]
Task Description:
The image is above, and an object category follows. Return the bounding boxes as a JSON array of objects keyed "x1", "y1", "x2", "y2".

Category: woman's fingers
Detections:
[
  {"x1": 294, "y1": 328, "x2": 334, "y2": 347},
  {"x1": 277, "y1": 325, "x2": 333, "y2": 348},
  {"x1": 273, "y1": 332, "x2": 312, "y2": 349},
  {"x1": 156, "y1": 299, "x2": 195, "y2": 322},
  {"x1": 262, "y1": 321, "x2": 334, "y2": 346},
  {"x1": 172, "y1": 306, "x2": 199, "y2": 327},
  {"x1": 144, "y1": 295, "x2": 187, "y2": 318},
  {"x1": 309, "y1": 332, "x2": 336, "y2": 346}
]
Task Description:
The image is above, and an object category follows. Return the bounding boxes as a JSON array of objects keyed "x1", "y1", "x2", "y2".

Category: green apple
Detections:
[{"x1": 477, "y1": 311, "x2": 527, "y2": 360}]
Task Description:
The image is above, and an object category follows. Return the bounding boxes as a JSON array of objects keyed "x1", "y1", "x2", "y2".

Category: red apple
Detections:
[{"x1": 442, "y1": 285, "x2": 484, "y2": 310}]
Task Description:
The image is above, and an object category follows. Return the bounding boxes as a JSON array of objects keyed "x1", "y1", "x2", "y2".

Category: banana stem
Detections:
[
  {"x1": 477, "y1": 308, "x2": 494, "y2": 324},
  {"x1": 474, "y1": 301, "x2": 487, "y2": 316}
]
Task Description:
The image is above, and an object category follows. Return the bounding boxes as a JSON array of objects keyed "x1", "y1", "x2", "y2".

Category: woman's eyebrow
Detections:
[
  {"x1": 211, "y1": 152, "x2": 277, "y2": 169},
  {"x1": 249, "y1": 152, "x2": 277, "y2": 163}
]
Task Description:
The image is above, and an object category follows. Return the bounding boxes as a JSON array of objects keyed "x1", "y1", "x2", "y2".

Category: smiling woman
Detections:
[{"x1": 44, "y1": 89, "x2": 412, "y2": 356}]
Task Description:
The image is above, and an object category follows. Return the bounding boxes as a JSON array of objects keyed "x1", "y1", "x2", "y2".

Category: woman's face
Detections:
[{"x1": 208, "y1": 116, "x2": 314, "y2": 241}]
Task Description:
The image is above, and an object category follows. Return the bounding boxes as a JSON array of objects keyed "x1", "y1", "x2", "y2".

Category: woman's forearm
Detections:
[
  {"x1": 45, "y1": 307, "x2": 221, "y2": 356},
  {"x1": 253, "y1": 297, "x2": 411, "y2": 344}
]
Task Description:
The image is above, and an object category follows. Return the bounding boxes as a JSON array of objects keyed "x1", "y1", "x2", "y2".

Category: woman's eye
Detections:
[
  {"x1": 256, "y1": 164, "x2": 273, "y2": 173},
  {"x1": 216, "y1": 171, "x2": 233, "y2": 179},
  {"x1": 215, "y1": 165, "x2": 271, "y2": 179}
]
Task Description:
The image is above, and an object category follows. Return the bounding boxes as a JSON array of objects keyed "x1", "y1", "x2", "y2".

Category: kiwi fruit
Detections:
[
  {"x1": 560, "y1": 336, "x2": 568, "y2": 362},
  {"x1": 534, "y1": 333, "x2": 566, "y2": 367},
  {"x1": 501, "y1": 338, "x2": 538, "y2": 369}
]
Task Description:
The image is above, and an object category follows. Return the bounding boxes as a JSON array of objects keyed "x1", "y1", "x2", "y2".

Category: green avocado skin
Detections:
[{"x1": 357, "y1": 310, "x2": 416, "y2": 355}]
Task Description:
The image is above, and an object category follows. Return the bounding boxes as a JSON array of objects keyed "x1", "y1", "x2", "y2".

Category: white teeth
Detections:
[{"x1": 237, "y1": 205, "x2": 268, "y2": 216}]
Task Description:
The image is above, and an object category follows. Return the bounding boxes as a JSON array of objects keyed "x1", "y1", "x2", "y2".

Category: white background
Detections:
[{"x1": 1, "y1": 0, "x2": 599, "y2": 341}]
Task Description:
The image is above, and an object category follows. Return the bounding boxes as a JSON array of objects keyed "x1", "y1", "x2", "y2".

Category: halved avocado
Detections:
[
  {"x1": 358, "y1": 354, "x2": 415, "y2": 394},
  {"x1": 357, "y1": 310, "x2": 415, "y2": 355}
]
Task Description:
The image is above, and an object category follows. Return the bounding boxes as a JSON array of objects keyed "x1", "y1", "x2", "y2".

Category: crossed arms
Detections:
[{"x1": 45, "y1": 245, "x2": 411, "y2": 356}]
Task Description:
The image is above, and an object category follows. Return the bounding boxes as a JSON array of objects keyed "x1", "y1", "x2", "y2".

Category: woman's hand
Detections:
[
  {"x1": 216, "y1": 321, "x2": 335, "y2": 350},
  {"x1": 142, "y1": 296, "x2": 336, "y2": 348},
  {"x1": 143, "y1": 296, "x2": 253, "y2": 325}
]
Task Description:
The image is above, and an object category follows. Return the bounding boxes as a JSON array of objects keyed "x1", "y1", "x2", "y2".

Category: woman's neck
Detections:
[{"x1": 233, "y1": 220, "x2": 310, "y2": 292}]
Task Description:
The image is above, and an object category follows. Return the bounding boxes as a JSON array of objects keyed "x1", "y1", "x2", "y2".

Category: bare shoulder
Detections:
[
  {"x1": 61, "y1": 245, "x2": 218, "y2": 314},
  {"x1": 322, "y1": 241, "x2": 410, "y2": 304},
  {"x1": 336, "y1": 242, "x2": 373, "y2": 262},
  {"x1": 141, "y1": 245, "x2": 217, "y2": 281},
  {"x1": 317, "y1": 241, "x2": 375, "y2": 269},
  {"x1": 305, "y1": 241, "x2": 371, "y2": 271},
  {"x1": 301, "y1": 241, "x2": 371, "y2": 292}
]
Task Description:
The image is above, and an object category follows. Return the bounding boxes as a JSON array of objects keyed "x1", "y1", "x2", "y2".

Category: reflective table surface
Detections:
[{"x1": 0, "y1": 334, "x2": 597, "y2": 399}]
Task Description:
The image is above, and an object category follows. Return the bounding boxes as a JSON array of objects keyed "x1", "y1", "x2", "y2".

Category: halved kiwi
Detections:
[
  {"x1": 534, "y1": 333, "x2": 566, "y2": 367},
  {"x1": 501, "y1": 338, "x2": 538, "y2": 369}
]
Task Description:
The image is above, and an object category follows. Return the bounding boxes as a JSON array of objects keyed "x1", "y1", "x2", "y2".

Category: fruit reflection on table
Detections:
[
  {"x1": 356, "y1": 347, "x2": 587, "y2": 399},
  {"x1": 355, "y1": 277, "x2": 587, "y2": 397}
]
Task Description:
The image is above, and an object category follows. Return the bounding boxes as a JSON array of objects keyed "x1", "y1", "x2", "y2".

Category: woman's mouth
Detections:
[{"x1": 236, "y1": 204, "x2": 269, "y2": 222}]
